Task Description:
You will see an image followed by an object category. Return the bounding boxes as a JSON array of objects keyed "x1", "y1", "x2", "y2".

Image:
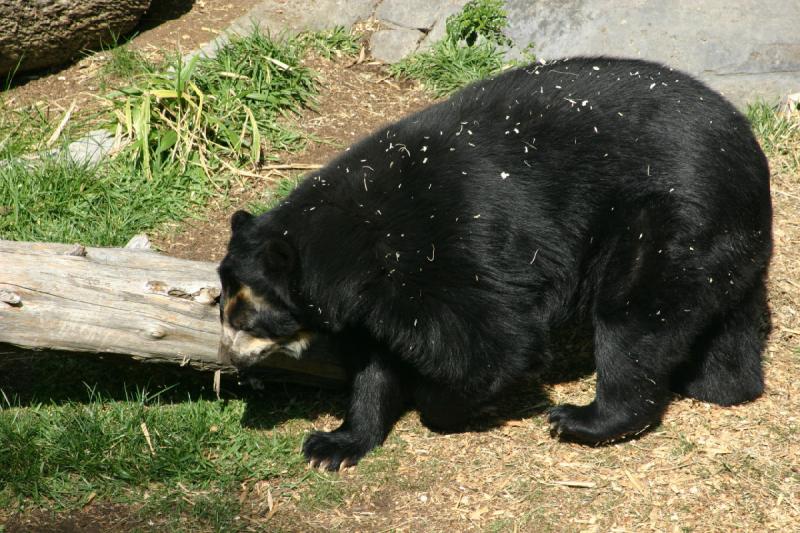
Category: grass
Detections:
[
  {"x1": 0, "y1": 349, "x2": 351, "y2": 529},
  {"x1": 103, "y1": 28, "x2": 318, "y2": 178},
  {"x1": 0, "y1": 391, "x2": 308, "y2": 528},
  {"x1": 246, "y1": 175, "x2": 302, "y2": 214},
  {"x1": 0, "y1": 103, "x2": 64, "y2": 158},
  {"x1": 747, "y1": 101, "x2": 800, "y2": 173},
  {"x1": 391, "y1": 0, "x2": 515, "y2": 96},
  {"x1": 0, "y1": 153, "x2": 215, "y2": 245},
  {"x1": 0, "y1": 27, "x2": 360, "y2": 246},
  {"x1": 298, "y1": 26, "x2": 361, "y2": 59},
  {"x1": 391, "y1": 38, "x2": 508, "y2": 97},
  {"x1": 98, "y1": 38, "x2": 154, "y2": 80}
]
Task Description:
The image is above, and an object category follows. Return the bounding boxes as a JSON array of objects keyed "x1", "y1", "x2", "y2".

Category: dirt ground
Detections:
[{"x1": 2, "y1": 2, "x2": 799, "y2": 532}]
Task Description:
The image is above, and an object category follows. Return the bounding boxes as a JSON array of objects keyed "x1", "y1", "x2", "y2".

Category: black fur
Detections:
[{"x1": 219, "y1": 57, "x2": 772, "y2": 469}]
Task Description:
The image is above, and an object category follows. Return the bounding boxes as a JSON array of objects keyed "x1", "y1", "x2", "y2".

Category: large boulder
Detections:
[
  {"x1": 504, "y1": 0, "x2": 800, "y2": 107},
  {"x1": 0, "y1": 0, "x2": 152, "y2": 76}
]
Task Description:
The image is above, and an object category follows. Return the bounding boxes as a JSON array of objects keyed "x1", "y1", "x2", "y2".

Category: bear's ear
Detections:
[
  {"x1": 263, "y1": 239, "x2": 295, "y2": 273},
  {"x1": 230, "y1": 210, "x2": 254, "y2": 234}
]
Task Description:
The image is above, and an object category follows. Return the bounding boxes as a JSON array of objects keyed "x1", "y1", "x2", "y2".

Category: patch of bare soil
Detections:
[{"x1": 3, "y1": 504, "x2": 143, "y2": 533}]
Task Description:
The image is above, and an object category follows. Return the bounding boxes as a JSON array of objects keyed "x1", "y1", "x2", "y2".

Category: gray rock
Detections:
[
  {"x1": 0, "y1": 0, "x2": 152, "y2": 75},
  {"x1": 0, "y1": 129, "x2": 116, "y2": 170},
  {"x1": 370, "y1": 28, "x2": 425, "y2": 63},
  {"x1": 504, "y1": 0, "x2": 800, "y2": 106},
  {"x1": 237, "y1": 0, "x2": 375, "y2": 34},
  {"x1": 65, "y1": 130, "x2": 116, "y2": 166},
  {"x1": 417, "y1": 0, "x2": 472, "y2": 51},
  {"x1": 376, "y1": 0, "x2": 444, "y2": 30}
]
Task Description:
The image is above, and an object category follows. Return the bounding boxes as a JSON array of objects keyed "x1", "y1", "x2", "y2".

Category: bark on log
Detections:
[
  {"x1": 0, "y1": 240, "x2": 345, "y2": 387},
  {"x1": 0, "y1": 0, "x2": 152, "y2": 75}
]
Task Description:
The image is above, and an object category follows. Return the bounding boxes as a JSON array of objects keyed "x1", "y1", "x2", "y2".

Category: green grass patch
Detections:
[
  {"x1": 0, "y1": 381, "x2": 313, "y2": 518},
  {"x1": 298, "y1": 26, "x2": 361, "y2": 59},
  {"x1": 104, "y1": 28, "x2": 317, "y2": 178},
  {"x1": 0, "y1": 28, "x2": 357, "y2": 245},
  {"x1": 0, "y1": 349, "x2": 352, "y2": 527},
  {"x1": 247, "y1": 175, "x2": 302, "y2": 214},
  {"x1": 0, "y1": 392, "x2": 305, "y2": 506},
  {"x1": 746, "y1": 101, "x2": 800, "y2": 173},
  {"x1": 0, "y1": 103, "x2": 65, "y2": 158},
  {"x1": 0, "y1": 153, "x2": 215, "y2": 245},
  {"x1": 391, "y1": 38, "x2": 507, "y2": 97},
  {"x1": 391, "y1": 0, "x2": 519, "y2": 97},
  {"x1": 98, "y1": 37, "x2": 155, "y2": 81}
]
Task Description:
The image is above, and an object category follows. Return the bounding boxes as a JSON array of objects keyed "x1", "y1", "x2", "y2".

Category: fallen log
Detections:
[{"x1": 0, "y1": 239, "x2": 345, "y2": 387}]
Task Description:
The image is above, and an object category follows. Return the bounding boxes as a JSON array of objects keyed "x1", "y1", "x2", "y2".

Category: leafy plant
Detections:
[
  {"x1": 298, "y1": 26, "x2": 361, "y2": 58},
  {"x1": 446, "y1": 0, "x2": 511, "y2": 47},
  {"x1": 104, "y1": 28, "x2": 317, "y2": 177},
  {"x1": 390, "y1": 0, "x2": 519, "y2": 96}
]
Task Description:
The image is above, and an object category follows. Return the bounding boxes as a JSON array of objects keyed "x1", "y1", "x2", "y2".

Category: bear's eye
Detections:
[{"x1": 268, "y1": 312, "x2": 301, "y2": 337}]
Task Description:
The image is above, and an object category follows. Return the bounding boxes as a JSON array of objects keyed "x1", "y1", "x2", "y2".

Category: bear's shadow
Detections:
[
  {"x1": 0, "y1": 322, "x2": 597, "y2": 438},
  {"x1": 241, "y1": 323, "x2": 597, "y2": 434}
]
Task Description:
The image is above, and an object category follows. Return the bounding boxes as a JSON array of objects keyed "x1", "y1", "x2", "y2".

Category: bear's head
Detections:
[{"x1": 216, "y1": 210, "x2": 313, "y2": 368}]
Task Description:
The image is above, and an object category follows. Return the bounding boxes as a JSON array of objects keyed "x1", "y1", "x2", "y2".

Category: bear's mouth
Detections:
[{"x1": 217, "y1": 326, "x2": 313, "y2": 368}]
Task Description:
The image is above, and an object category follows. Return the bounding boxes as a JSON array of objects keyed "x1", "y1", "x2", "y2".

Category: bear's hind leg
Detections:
[
  {"x1": 671, "y1": 283, "x2": 768, "y2": 406},
  {"x1": 415, "y1": 379, "x2": 484, "y2": 433},
  {"x1": 548, "y1": 316, "x2": 686, "y2": 443}
]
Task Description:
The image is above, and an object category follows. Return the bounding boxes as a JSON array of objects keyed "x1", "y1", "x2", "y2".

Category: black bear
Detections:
[{"x1": 217, "y1": 57, "x2": 772, "y2": 470}]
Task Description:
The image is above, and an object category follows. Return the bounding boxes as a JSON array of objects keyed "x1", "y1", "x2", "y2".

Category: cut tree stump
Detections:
[{"x1": 0, "y1": 239, "x2": 345, "y2": 387}]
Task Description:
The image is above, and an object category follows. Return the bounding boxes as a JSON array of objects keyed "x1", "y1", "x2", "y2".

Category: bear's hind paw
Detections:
[{"x1": 548, "y1": 403, "x2": 650, "y2": 445}]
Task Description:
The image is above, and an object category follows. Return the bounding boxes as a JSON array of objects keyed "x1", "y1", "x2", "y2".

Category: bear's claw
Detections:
[{"x1": 303, "y1": 429, "x2": 370, "y2": 472}]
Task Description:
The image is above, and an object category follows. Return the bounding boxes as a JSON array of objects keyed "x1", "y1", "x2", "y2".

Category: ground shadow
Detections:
[
  {"x1": 0, "y1": 343, "x2": 344, "y2": 433},
  {"x1": 0, "y1": 344, "x2": 221, "y2": 406},
  {"x1": 426, "y1": 322, "x2": 597, "y2": 434},
  {"x1": 0, "y1": 321, "x2": 597, "y2": 434},
  {"x1": 138, "y1": 0, "x2": 196, "y2": 32},
  {"x1": 239, "y1": 382, "x2": 348, "y2": 431}
]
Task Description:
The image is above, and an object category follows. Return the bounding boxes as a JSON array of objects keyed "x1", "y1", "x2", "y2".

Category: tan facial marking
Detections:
[
  {"x1": 224, "y1": 285, "x2": 271, "y2": 321},
  {"x1": 219, "y1": 285, "x2": 313, "y2": 362}
]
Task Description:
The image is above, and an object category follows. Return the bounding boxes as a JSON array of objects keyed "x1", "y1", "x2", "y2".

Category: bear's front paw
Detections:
[
  {"x1": 302, "y1": 429, "x2": 373, "y2": 471},
  {"x1": 548, "y1": 402, "x2": 645, "y2": 444}
]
